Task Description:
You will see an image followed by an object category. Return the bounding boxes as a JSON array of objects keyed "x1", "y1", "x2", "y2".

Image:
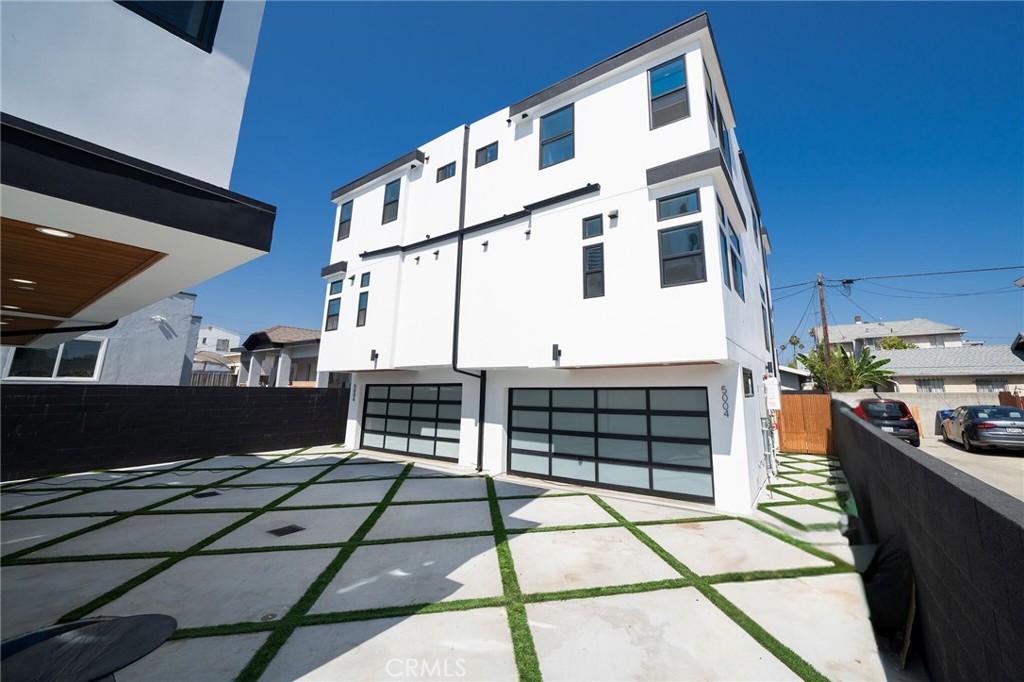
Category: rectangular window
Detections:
[
  {"x1": 728, "y1": 222, "x2": 744, "y2": 300},
  {"x1": 6, "y1": 339, "x2": 104, "y2": 380},
  {"x1": 436, "y1": 161, "x2": 456, "y2": 182},
  {"x1": 382, "y1": 179, "x2": 401, "y2": 224},
  {"x1": 540, "y1": 104, "x2": 574, "y2": 168},
  {"x1": 915, "y1": 378, "x2": 945, "y2": 393},
  {"x1": 658, "y1": 223, "x2": 706, "y2": 287},
  {"x1": 475, "y1": 142, "x2": 498, "y2": 167},
  {"x1": 657, "y1": 190, "x2": 700, "y2": 221},
  {"x1": 337, "y1": 200, "x2": 353, "y2": 241},
  {"x1": 583, "y1": 243, "x2": 604, "y2": 298},
  {"x1": 582, "y1": 214, "x2": 603, "y2": 239},
  {"x1": 717, "y1": 108, "x2": 733, "y2": 174},
  {"x1": 704, "y1": 62, "x2": 716, "y2": 123},
  {"x1": 356, "y1": 291, "x2": 369, "y2": 327},
  {"x1": 325, "y1": 298, "x2": 340, "y2": 332},
  {"x1": 976, "y1": 379, "x2": 1006, "y2": 392},
  {"x1": 719, "y1": 227, "x2": 731, "y2": 290},
  {"x1": 649, "y1": 56, "x2": 688, "y2": 128},
  {"x1": 360, "y1": 272, "x2": 371, "y2": 288},
  {"x1": 216, "y1": 339, "x2": 229, "y2": 352},
  {"x1": 115, "y1": 1, "x2": 223, "y2": 52},
  {"x1": 743, "y1": 369, "x2": 755, "y2": 397},
  {"x1": 760, "y1": 287, "x2": 771, "y2": 351},
  {"x1": 329, "y1": 280, "x2": 343, "y2": 295}
]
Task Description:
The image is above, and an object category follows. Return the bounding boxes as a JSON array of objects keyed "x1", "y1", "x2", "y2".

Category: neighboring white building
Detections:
[
  {"x1": 238, "y1": 326, "x2": 323, "y2": 388},
  {"x1": 196, "y1": 324, "x2": 241, "y2": 355},
  {"x1": 317, "y1": 13, "x2": 777, "y2": 512},
  {"x1": 1, "y1": 1, "x2": 274, "y2": 350},
  {"x1": 811, "y1": 317, "x2": 967, "y2": 357}
]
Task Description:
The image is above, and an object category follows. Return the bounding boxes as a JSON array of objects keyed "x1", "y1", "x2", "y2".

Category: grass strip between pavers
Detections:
[
  {"x1": 233, "y1": 463, "x2": 414, "y2": 682},
  {"x1": 53, "y1": 454, "x2": 356, "y2": 621},
  {"x1": 588, "y1": 494, "x2": 830, "y2": 682},
  {"x1": 486, "y1": 477, "x2": 543, "y2": 682}
]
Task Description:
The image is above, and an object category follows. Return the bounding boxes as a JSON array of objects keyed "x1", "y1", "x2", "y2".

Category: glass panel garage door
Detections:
[
  {"x1": 361, "y1": 384, "x2": 462, "y2": 461},
  {"x1": 508, "y1": 387, "x2": 713, "y2": 502}
]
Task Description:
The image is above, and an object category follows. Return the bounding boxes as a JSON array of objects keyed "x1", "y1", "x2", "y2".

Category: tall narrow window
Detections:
[
  {"x1": 475, "y1": 142, "x2": 498, "y2": 167},
  {"x1": 337, "y1": 200, "x2": 353, "y2": 241},
  {"x1": 583, "y1": 243, "x2": 604, "y2": 298},
  {"x1": 728, "y1": 221, "x2": 745, "y2": 300},
  {"x1": 659, "y1": 224, "x2": 706, "y2": 287},
  {"x1": 360, "y1": 272, "x2": 371, "y2": 287},
  {"x1": 719, "y1": 227, "x2": 731, "y2": 290},
  {"x1": 582, "y1": 215, "x2": 603, "y2": 239},
  {"x1": 436, "y1": 162, "x2": 456, "y2": 182},
  {"x1": 717, "y1": 108, "x2": 733, "y2": 174},
  {"x1": 656, "y1": 190, "x2": 700, "y2": 221},
  {"x1": 540, "y1": 104, "x2": 574, "y2": 168},
  {"x1": 649, "y1": 56, "x2": 688, "y2": 128},
  {"x1": 704, "y1": 62, "x2": 716, "y2": 124},
  {"x1": 743, "y1": 369, "x2": 755, "y2": 397},
  {"x1": 325, "y1": 298, "x2": 340, "y2": 332},
  {"x1": 356, "y1": 291, "x2": 369, "y2": 327},
  {"x1": 382, "y1": 179, "x2": 401, "y2": 224},
  {"x1": 760, "y1": 287, "x2": 771, "y2": 351}
]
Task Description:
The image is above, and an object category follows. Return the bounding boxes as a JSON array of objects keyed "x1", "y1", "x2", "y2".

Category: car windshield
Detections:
[
  {"x1": 972, "y1": 407, "x2": 1024, "y2": 420},
  {"x1": 863, "y1": 401, "x2": 909, "y2": 418}
]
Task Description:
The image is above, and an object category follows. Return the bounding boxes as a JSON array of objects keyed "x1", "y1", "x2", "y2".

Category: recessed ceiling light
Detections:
[
  {"x1": 2, "y1": 305, "x2": 20, "y2": 310},
  {"x1": 35, "y1": 227, "x2": 75, "y2": 238},
  {"x1": 9, "y1": 278, "x2": 36, "y2": 285}
]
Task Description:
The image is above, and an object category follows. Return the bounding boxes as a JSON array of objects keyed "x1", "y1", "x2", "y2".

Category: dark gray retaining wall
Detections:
[
  {"x1": 831, "y1": 400, "x2": 1024, "y2": 682},
  {"x1": 1, "y1": 385, "x2": 349, "y2": 480}
]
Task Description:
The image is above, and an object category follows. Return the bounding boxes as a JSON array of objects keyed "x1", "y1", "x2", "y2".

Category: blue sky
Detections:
[{"x1": 194, "y1": 1, "x2": 1024, "y2": 353}]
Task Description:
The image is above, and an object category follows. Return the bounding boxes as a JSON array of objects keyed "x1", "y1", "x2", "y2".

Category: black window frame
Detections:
[
  {"x1": 728, "y1": 220, "x2": 745, "y2": 300},
  {"x1": 583, "y1": 243, "x2": 605, "y2": 299},
  {"x1": 325, "y1": 298, "x2": 341, "y2": 332},
  {"x1": 115, "y1": 1, "x2": 223, "y2": 53},
  {"x1": 436, "y1": 161, "x2": 456, "y2": 183},
  {"x1": 658, "y1": 222, "x2": 707, "y2": 288},
  {"x1": 760, "y1": 287, "x2": 771, "y2": 351},
  {"x1": 382, "y1": 179, "x2": 401, "y2": 224},
  {"x1": 361, "y1": 383, "x2": 464, "y2": 461},
  {"x1": 337, "y1": 200, "x2": 353, "y2": 241},
  {"x1": 329, "y1": 280, "x2": 343, "y2": 295},
  {"x1": 718, "y1": 226, "x2": 731, "y2": 290},
  {"x1": 356, "y1": 291, "x2": 369, "y2": 327},
  {"x1": 656, "y1": 189, "x2": 700, "y2": 222},
  {"x1": 539, "y1": 104, "x2": 575, "y2": 169},
  {"x1": 648, "y1": 56, "x2": 689, "y2": 129},
  {"x1": 582, "y1": 214, "x2": 603, "y2": 239},
  {"x1": 475, "y1": 142, "x2": 499, "y2": 168},
  {"x1": 360, "y1": 272, "x2": 371, "y2": 288},
  {"x1": 742, "y1": 369, "x2": 755, "y2": 397}
]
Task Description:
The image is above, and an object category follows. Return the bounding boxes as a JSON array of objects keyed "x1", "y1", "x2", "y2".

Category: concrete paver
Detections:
[
  {"x1": 364, "y1": 501, "x2": 493, "y2": 540},
  {"x1": 491, "y1": 478, "x2": 558, "y2": 497},
  {"x1": 260, "y1": 609, "x2": 518, "y2": 682},
  {"x1": 1, "y1": 515, "x2": 113, "y2": 556},
  {"x1": 118, "y1": 632, "x2": 270, "y2": 682},
  {"x1": 30, "y1": 512, "x2": 247, "y2": 557},
  {"x1": 311, "y1": 535, "x2": 503, "y2": 613},
  {"x1": 642, "y1": 519, "x2": 833, "y2": 576},
  {"x1": 17, "y1": 488, "x2": 183, "y2": 515},
  {"x1": 225, "y1": 465, "x2": 331, "y2": 486},
  {"x1": 718, "y1": 573, "x2": 887, "y2": 681},
  {"x1": 768, "y1": 504, "x2": 846, "y2": 528},
  {"x1": 94, "y1": 549, "x2": 337, "y2": 628},
  {"x1": 206, "y1": 507, "x2": 374, "y2": 550},
  {"x1": 1, "y1": 558, "x2": 164, "y2": 639},
  {"x1": 508, "y1": 527, "x2": 680, "y2": 593},
  {"x1": 499, "y1": 495, "x2": 615, "y2": 529},
  {"x1": 320, "y1": 462, "x2": 408, "y2": 481},
  {"x1": 779, "y1": 472, "x2": 831, "y2": 484},
  {"x1": 527, "y1": 588, "x2": 797, "y2": 681},
  {"x1": 183, "y1": 456, "x2": 272, "y2": 470},
  {"x1": 602, "y1": 495, "x2": 718, "y2": 523},
  {"x1": 391, "y1": 476, "x2": 488, "y2": 502},
  {"x1": 770, "y1": 485, "x2": 838, "y2": 502},
  {"x1": 278, "y1": 480, "x2": 393, "y2": 507},
  {"x1": 157, "y1": 485, "x2": 293, "y2": 511},
  {"x1": 14, "y1": 472, "x2": 146, "y2": 488},
  {"x1": 1, "y1": 490, "x2": 76, "y2": 513},
  {"x1": 117, "y1": 468, "x2": 244, "y2": 488}
]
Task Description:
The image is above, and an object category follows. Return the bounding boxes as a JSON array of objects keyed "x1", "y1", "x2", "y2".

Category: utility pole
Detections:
[{"x1": 817, "y1": 273, "x2": 831, "y2": 367}]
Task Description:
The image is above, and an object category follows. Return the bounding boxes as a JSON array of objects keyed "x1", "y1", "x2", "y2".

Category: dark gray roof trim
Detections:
[
  {"x1": 509, "y1": 13, "x2": 710, "y2": 116},
  {"x1": 646, "y1": 149, "x2": 743, "y2": 226},
  {"x1": 1, "y1": 112, "x2": 276, "y2": 252},
  {"x1": 320, "y1": 261, "x2": 348, "y2": 278},
  {"x1": 330, "y1": 149, "x2": 426, "y2": 201},
  {"x1": 738, "y1": 150, "x2": 761, "y2": 217},
  {"x1": 360, "y1": 183, "x2": 601, "y2": 259}
]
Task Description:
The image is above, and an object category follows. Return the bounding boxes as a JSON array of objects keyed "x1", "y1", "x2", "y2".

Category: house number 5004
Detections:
[{"x1": 721, "y1": 385, "x2": 729, "y2": 417}]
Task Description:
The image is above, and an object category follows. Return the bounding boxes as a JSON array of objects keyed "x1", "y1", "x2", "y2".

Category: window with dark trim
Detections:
[
  {"x1": 382, "y1": 179, "x2": 401, "y2": 224},
  {"x1": 356, "y1": 291, "x2": 369, "y2": 327},
  {"x1": 649, "y1": 56, "x2": 689, "y2": 128},
  {"x1": 115, "y1": 1, "x2": 223, "y2": 52},
  {"x1": 656, "y1": 190, "x2": 700, "y2": 221},
  {"x1": 329, "y1": 280, "x2": 343, "y2": 295},
  {"x1": 325, "y1": 298, "x2": 340, "y2": 332},
  {"x1": 360, "y1": 272, "x2": 371, "y2": 288},
  {"x1": 728, "y1": 220, "x2": 744, "y2": 300},
  {"x1": 760, "y1": 287, "x2": 771, "y2": 351},
  {"x1": 717, "y1": 108, "x2": 733, "y2": 175},
  {"x1": 540, "y1": 104, "x2": 574, "y2": 168},
  {"x1": 704, "y1": 62, "x2": 716, "y2": 124},
  {"x1": 659, "y1": 223, "x2": 706, "y2": 287},
  {"x1": 337, "y1": 200, "x2": 353, "y2": 241},
  {"x1": 361, "y1": 384, "x2": 463, "y2": 460},
  {"x1": 743, "y1": 369, "x2": 754, "y2": 397},
  {"x1": 583, "y1": 243, "x2": 604, "y2": 298},
  {"x1": 719, "y1": 227, "x2": 731, "y2": 290},
  {"x1": 6, "y1": 338, "x2": 105, "y2": 380},
  {"x1": 475, "y1": 142, "x2": 498, "y2": 167},
  {"x1": 582, "y1": 215, "x2": 603, "y2": 239},
  {"x1": 436, "y1": 162, "x2": 456, "y2": 182}
]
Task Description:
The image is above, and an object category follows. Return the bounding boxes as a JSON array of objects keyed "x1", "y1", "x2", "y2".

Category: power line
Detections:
[
  {"x1": 854, "y1": 286, "x2": 1021, "y2": 300},
  {"x1": 772, "y1": 280, "x2": 816, "y2": 291},
  {"x1": 828, "y1": 284, "x2": 883, "y2": 323},
  {"x1": 771, "y1": 283, "x2": 815, "y2": 303},
  {"x1": 830, "y1": 265, "x2": 1023, "y2": 283}
]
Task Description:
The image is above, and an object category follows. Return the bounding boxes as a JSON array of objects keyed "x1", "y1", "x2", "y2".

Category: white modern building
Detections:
[
  {"x1": 317, "y1": 13, "x2": 777, "y2": 512},
  {"x1": 1, "y1": 1, "x2": 274, "y2": 349},
  {"x1": 196, "y1": 324, "x2": 241, "y2": 355}
]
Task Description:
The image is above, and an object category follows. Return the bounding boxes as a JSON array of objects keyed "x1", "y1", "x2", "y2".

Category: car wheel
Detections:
[
  {"x1": 963, "y1": 433, "x2": 975, "y2": 453},
  {"x1": 909, "y1": 438, "x2": 920, "y2": 448},
  {"x1": 941, "y1": 427, "x2": 950, "y2": 443}
]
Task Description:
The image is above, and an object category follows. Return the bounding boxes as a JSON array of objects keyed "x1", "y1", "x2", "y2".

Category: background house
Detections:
[
  {"x1": 874, "y1": 340, "x2": 1024, "y2": 394},
  {"x1": 196, "y1": 324, "x2": 240, "y2": 354},
  {"x1": 811, "y1": 317, "x2": 968, "y2": 357},
  {"x1": 237, "y1": 326, "x2": 322, "y2": 388},
  {"x1": 1, "y1": 293, "x2": 201, "y2": 385}
]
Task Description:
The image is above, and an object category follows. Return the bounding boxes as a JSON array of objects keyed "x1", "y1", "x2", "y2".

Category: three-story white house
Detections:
[{"x1": 317, "y1": 13, "x2": 777, "y2": 512}]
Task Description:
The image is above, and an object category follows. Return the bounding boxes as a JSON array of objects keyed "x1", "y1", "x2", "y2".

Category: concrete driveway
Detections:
[
  {"x1": 2, "y1": 447, "x2": 893, "y2": 681},
  {"x1": 915, "y1": 434, "x2": 1023, "y2": 500}
]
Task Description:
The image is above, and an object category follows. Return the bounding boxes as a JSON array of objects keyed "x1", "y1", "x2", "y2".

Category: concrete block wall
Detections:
[
  {"x1": 1, "y1": 385, "x2": 349, "y2": 480},
  {"x1": 831, "y1": 400, "x2": 1024, "y2": 682}
]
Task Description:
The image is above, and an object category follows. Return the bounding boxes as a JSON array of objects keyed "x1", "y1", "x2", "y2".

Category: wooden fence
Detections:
[
  {"x1": 998, "y1": 391, "x2": 1024, "y2": 409},
  {"x1": 777, "y1": 392, "x2": 833, "y2": 455}
]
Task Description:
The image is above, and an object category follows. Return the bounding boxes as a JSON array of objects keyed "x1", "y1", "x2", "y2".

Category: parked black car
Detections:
[
  {"x1": 853, "y1": 399, "x2": 920, "y2": 447},
  {"x1": 942, "y1": 405, "x2": 1024, "y2": 452}
]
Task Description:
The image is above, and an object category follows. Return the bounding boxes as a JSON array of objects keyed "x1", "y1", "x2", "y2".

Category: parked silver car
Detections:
[{"x1": 942, "y1": 405, "x2": 1024, "y2": 452}]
